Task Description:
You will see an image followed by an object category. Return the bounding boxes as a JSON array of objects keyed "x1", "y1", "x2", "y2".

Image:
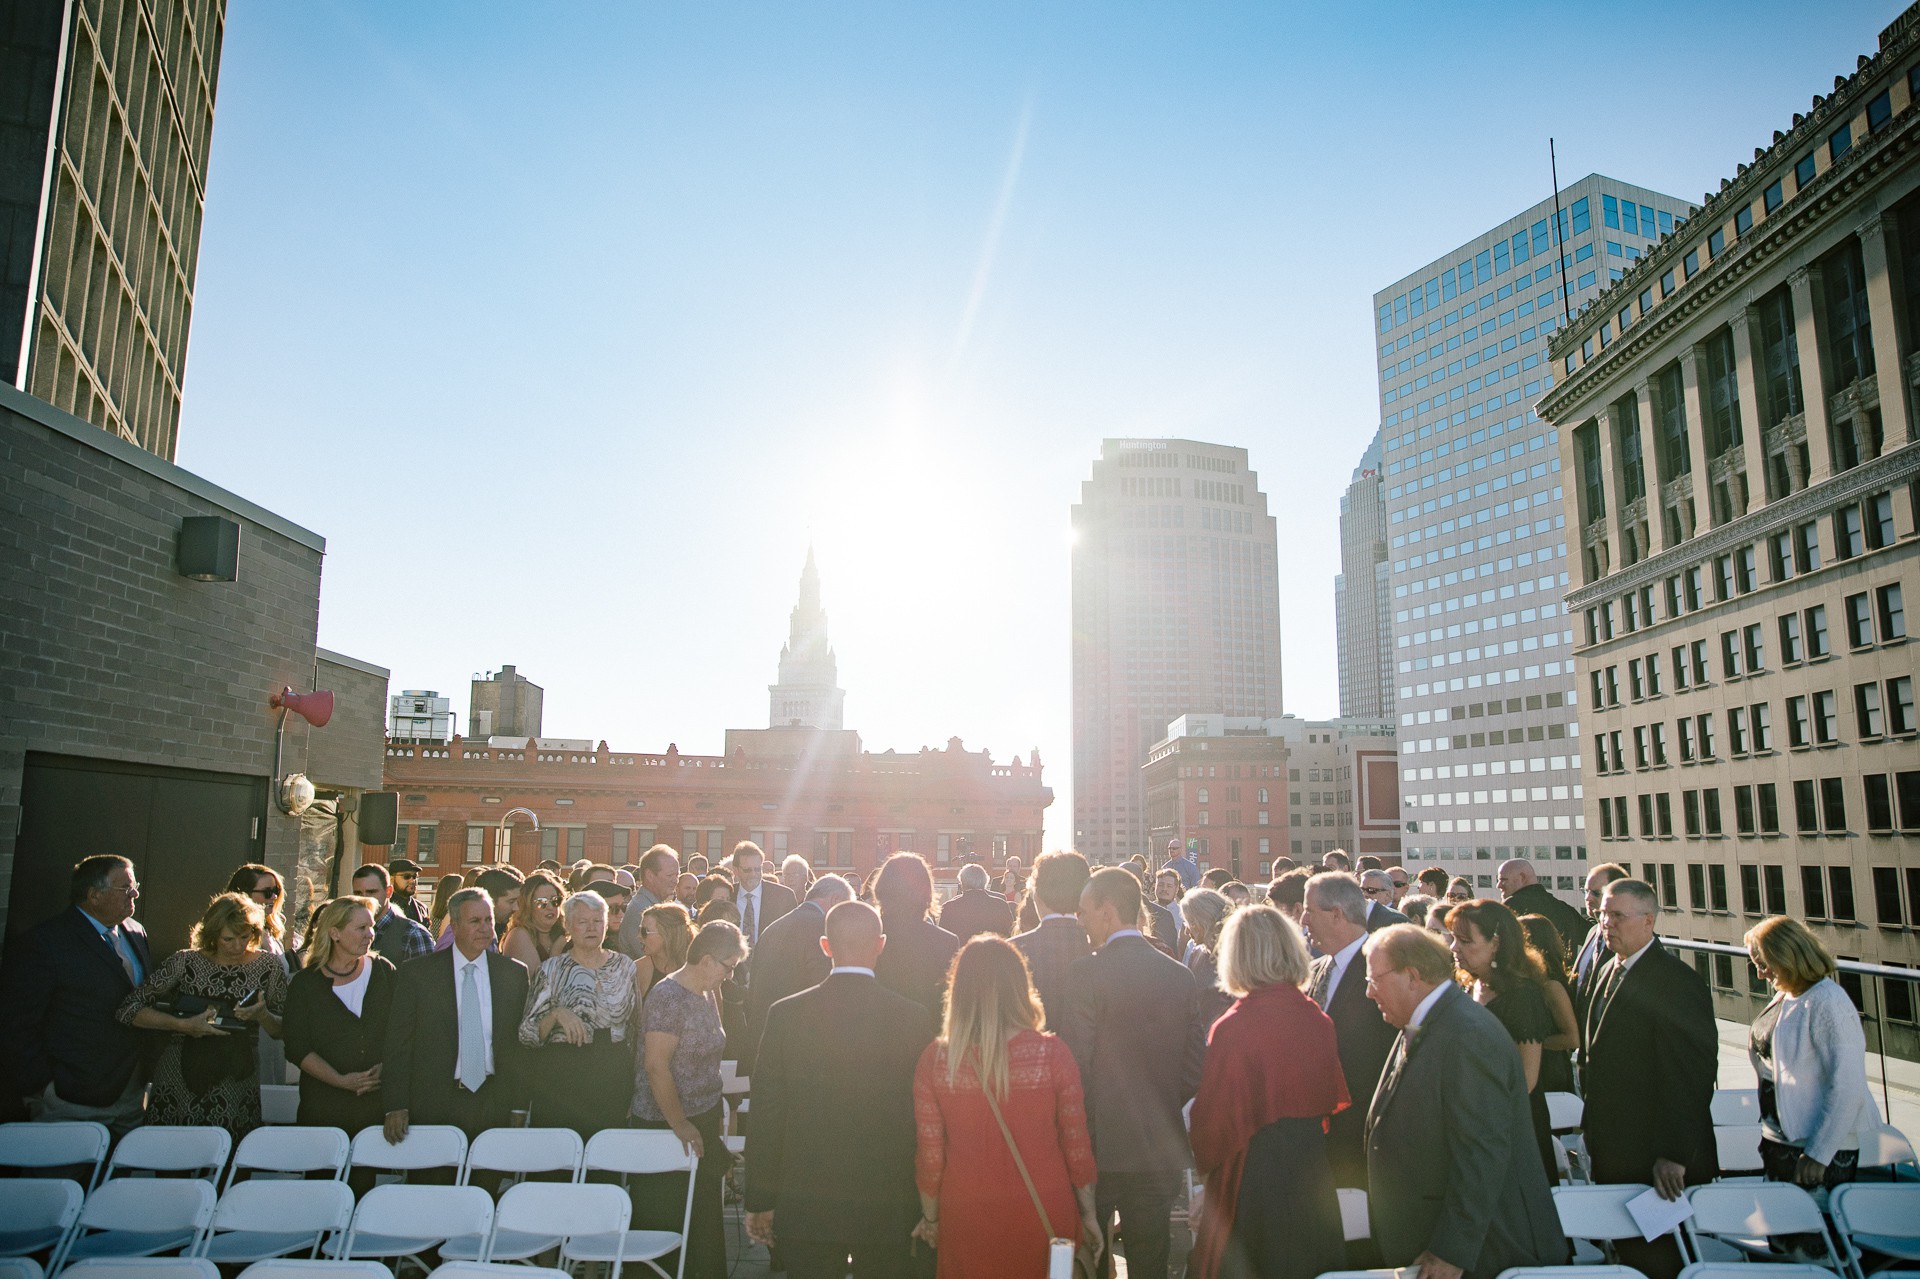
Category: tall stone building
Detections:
[
  {"x1": 768, "y1": 547, "x2": 845, "y2": 730},
  {"x1": 2, "y1": 0, "x2": 224, "y2": 460},
  {"x1": 1373, "y1": 174, "x2": 1695, "y2": 903},
  {"x1": 470, "y1": 665, "x2": 543, "y2": 739},
  {"x1": 1336, "y1": 428, "x2": 1394, "y2": 719},
  {"x1": 1071, "y1": 439, "x2": 1284, "y2": 863},
  {"x1": 1543, "y1": 3, "x2": 1920, "y2": 1043}
]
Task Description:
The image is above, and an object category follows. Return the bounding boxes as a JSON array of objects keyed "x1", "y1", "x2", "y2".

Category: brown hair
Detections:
[
  {"x1": 642, "y1": 901, "x2": 693, "y2": 971},
  {"x1": 191, "y1": 892, "x2": 265, "y2": 956},
  {"x1": 226, "y1": 863, "x2": 287, "y2": 940},
  {"x1": 1518, "y1": 913, "x2": 1570, "y2": 984},
  {"x1": 428, "y1": 873, "x2": 465, "y2": 935},
  {"x1": 1444, "y1": 899, "x2": 1547, "y2": 994}
]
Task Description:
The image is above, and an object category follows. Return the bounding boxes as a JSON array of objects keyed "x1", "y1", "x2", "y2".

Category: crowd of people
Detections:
[{"x1": 0, "y1": 837, "x2": 1881, "y2": 1279}]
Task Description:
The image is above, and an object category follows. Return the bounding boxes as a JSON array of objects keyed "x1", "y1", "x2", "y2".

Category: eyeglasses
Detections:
[
  {"x1": 528, "y1": 896, "x2": 561, "y2": 909},
  {"x1": 104, "y1": 883, "x2": 140, "y2": 898},
  {"x1": 252, "y1": 886, "x2": 282, "y2": 901},
  {"x1": 1363, "y1": 887, "x2": 1391, "y2": 896}
]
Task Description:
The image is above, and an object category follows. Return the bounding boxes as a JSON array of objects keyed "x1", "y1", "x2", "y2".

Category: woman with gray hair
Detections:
[
  {"x1": 518, "y1": 889, "x2": 640, "y2": 1134},
  {"x1": 1181, "y1": 886, "x2": 1236, "y2": 1028}
]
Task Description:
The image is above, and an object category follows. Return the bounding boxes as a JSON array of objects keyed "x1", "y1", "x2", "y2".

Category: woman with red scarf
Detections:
[{"x1": 1188, "y1": 904, "x2": 1349, "y2": 1279}]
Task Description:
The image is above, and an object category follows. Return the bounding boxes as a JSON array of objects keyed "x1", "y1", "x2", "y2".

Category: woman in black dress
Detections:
[
  {"x1": 281, "y1": 895, "x2": 396, "y2": 1134},
  {"x1": 1444, "y1": 898, "x2": 1559, "y2": 1181},
  {"x1": 1516, "y1": 913, "x2": 1582, "y2": 1096}
]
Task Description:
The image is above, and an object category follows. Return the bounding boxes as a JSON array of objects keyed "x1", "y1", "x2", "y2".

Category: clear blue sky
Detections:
[{"x1": 178, "y1": 0, "x2": 1897, "y2": 848}]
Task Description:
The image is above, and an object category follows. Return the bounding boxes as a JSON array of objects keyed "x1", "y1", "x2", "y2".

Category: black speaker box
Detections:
[{"x1": 359, "y1": 791, "x2": 399, "y2": 845}]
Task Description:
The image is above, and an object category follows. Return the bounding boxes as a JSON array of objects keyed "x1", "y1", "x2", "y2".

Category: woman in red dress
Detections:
[{"x1": 913, "y1": 937, "x2": 1099, "y2": 1277}]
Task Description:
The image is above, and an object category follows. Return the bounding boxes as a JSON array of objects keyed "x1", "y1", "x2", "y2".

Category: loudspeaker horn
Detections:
[{"x1": 271, "y1": 687, "x2": 335, "y2": 727}]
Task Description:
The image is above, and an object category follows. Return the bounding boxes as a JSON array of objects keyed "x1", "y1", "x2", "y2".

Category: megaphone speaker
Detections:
[
  {"x1": 359, "y1": 792, "x2": 398, "y2": 846},
  {"x1": 271, "y1": 687, "x2": 335, "y2": 728}
]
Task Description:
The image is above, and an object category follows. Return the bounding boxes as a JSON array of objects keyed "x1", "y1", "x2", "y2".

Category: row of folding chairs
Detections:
[
  {"x1": 6, "y1": 1131, "x2": 699, "y2": 1279},
  {"x1": 1, "y1": 1260, "x2": 591, "y2": 1279},
  {"x1": 1321, "y1": 1267, "x2": 1841, "y2": 1279}
]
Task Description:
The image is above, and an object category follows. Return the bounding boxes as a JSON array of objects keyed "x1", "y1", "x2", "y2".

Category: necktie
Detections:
[
  {"x1": 1590, "y1": 959, "x2": 1625, "y2": 1035},
  {"x1": 742, "y1": 891, "x2": 757, "y2": 944},
  {"x1": 1313, "y1": 962, "x2": 1333, "y2": 1010},
  {"x1": 109, "y1": 928, "x2": 137, "y2": 983},
  {"x1": 459, "y1": 961, "x2": 488, "y2": 1092}
]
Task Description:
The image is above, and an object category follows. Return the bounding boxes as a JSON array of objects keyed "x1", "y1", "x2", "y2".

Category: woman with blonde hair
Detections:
[
  {"x1": 282, "y1": 895, "x2": 395, "y2": 1133},
  {"x1": 638, "y1": 900, "x2": 694, "y2": 995},
  {"x1": 118, "y1": 892, "x2": 287, "y2": 1137},
  {"x1": 1188, "y1": 905, "x2": 1347, "y2": 1279},
  {"x1": 1746, "y1": 915, "x2": 1872, "y2": 1187},
  {"x1": 911, "y1": 937, "x2": 1098, "y2": 1276}
]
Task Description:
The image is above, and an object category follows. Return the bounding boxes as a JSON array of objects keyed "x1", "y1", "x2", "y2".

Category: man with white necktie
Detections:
[{"x1": 383, "y1": 888, "x2": 529, "y2": 1141}]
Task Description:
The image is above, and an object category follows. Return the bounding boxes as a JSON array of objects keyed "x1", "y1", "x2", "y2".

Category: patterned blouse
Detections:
[
  {"x1": 519, "y1": 951, "x2": 639, "y2": 1045},
  {"x1": 629, "y1": 975, "x2": 726, "y2": 1120},
  {"x1": 117, "y1": 949, "x2": 289, "y2": 1033}
]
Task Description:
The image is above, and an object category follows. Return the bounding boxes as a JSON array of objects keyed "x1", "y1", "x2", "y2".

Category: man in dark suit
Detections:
[
  {"x1": 1, "y1": 856, "x2": 153, "y2": 1134},
  {"x1": 1582, "y1": 878, "x2": 1717, "y2": 1279},
  {"x1": 729, "y1": 841, "x2": 797, "y2": 951},
  {"x1": 1061, "y1": 868, "x2": 1207, "y2": 1279},
  {"x1": 1359, "y1": 870, "x2": 1410, "y2": 931},
  {"x1": 1303, "y1": 872, "x2": 1397, "y2": 1190},
  {"x1": 1010, "y1": 850, "x2": 1092, "y2": 1031},
  {"x1": 937, "y1": 862, "x2": 1015, "y2": 940},
  {"x1": 742, "y1": 874, "x2": 854, "y2": 1074},
  {"x1": 1571, "y1": 862, "x2": 1631, "y2": 1024},
  {"x1": 1363, "y1": 924, "x2": 1566, "y2": 1279},
  {"x1": 383, "y1": 888, "x2": 530, "y2": 1140},
  {"x1": 872, "y1": 853, "x2": 961, "y2": 1024},
  {"x1": 1499, "y1": 858, "x2": 1591, "y2": 965},
  {"x1": 745, "y1": 901, "x2": 935, "y2": 1278}
]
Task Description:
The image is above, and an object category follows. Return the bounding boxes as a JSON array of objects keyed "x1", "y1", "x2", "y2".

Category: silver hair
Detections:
[
  {"x1": 1306, "y1": 871, "x2": 1368, "y2": 927},
  {"x1": 957, "y1": 862, "x2": 989, "y2": 890},
  {"x1": 807, "y1": 874, "x2": 855, "y2": 905},
  {"x1": 563, "y1": 889, "x2": 609, "y2": 920},
  {"x1": 1179, "y1": 887, "x2": 1231, "y2": 945},
  {"x1": 444, "y1": 886, "x2": 492, "y2": 918}
]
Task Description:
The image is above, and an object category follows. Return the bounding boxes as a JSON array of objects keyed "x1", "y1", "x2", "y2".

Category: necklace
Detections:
[{"x1": 323, "y1": 957, "x2": 361, "y2": 980}]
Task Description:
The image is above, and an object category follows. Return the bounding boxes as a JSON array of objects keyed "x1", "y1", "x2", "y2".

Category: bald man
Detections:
[
  {"x1": 1496, "y1": 858, "x2": 1589, "y2": 965},
  {"x1": 745, "y1": 902, "x2": 935, "y2": 1279}
]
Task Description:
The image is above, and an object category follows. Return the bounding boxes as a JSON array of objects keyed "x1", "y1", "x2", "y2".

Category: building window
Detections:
[
  {"x1": 1814, "y1": 691, "x2": 1840, "y2": 744},
  {"x1": 1780, "y1": 613, "x2": 1804, "y2": 664},
  {"x1": 1807, "y1": 605, "x2": 1831, "y2": 657},
  {"x1": 1879, "y1": 584, "x2": 1906, "y2": 641},
  {"x1": 1889, "y1": 677, "x2": 1916, "y2": 735},
  {"x1": 1847, "y1": 593, "x2": 1875, "y2": 647},
  {"x1": 466, "y1": 825, "x2": 487, "y2": 864},
  {"x1": 1803, "y1": 864, "x2": 1828, "y2": 918},
  {"x1": 1858, "y1": 683, "x2": 1886, "y2": 738},
  {"x1": 1787, "y1": 695, "x2": 1811, "y2": 748}
]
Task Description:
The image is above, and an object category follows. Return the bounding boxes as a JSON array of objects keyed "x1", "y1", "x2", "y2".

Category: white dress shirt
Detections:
[
  {"x1": 453, "y1": 949, "x2": 494, "y2": 1081},
  {"x1": 1407, "y1": 980, "x2": 1450, "y2": 1031}
]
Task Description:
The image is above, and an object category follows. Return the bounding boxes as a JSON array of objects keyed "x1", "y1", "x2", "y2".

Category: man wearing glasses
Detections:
[
  {"x1": 0, "y1": 855, "x2": 152, "y2": 1133},
  {"x1": 1358, "y1": 869, "x2": 1410, "y2": 931},
  {"x1": 351, "y1": 862, "x2": 434, "y2": 963},
  {"x1": 388, "y1": 858, "x2": 431, "y2": 928}
]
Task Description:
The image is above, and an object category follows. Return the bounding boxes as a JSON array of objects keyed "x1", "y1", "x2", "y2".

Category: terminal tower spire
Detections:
[{"x1": 768, "y1": 547, "x2": 846, "y2": 729}]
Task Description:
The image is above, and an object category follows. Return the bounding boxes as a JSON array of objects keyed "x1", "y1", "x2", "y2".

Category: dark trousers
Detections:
[
  {"x1": 1097, "y1": 1169, "x2": 1182, "y2": 1279},
  {"x1": 781, "y1": 1224, "x2": 923, "y2": 1279},
  {"x1": 630, "y1": 1106, "x2": 728, "y2": 1279}
]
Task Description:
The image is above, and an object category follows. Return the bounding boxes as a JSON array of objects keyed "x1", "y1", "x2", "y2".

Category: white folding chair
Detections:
[
  {"x1": 1676, "y1": 1266, "x2": 1841, "y2": 1279},
  {"x1": 50, "y1": 1179, "x2": 216, "y2": 1273},
  {"x1": 1857, "y1": 1124, "x2": 1919, "y2": 1180},
  {"x1": 0, "y1": 1179, "x2": 83, "y2": 1259},
  {"x1": 458, "y1": 1128, "x2": 583, "y2": 1187},
  {"x1": 1709, "y1": 1090, "x2": 1761, "y2": 1126},
  {"x1": 59, "y1": 1261, "x2": 219, "y2": 1279},
  {"x1": 1712, "y1": 1125, "x2": 1765, "y2": 1177},
  {"x1": 449, "y1": 1182, "x2": 627, "y2": 1271},
  {"x1": 429, "y1": 1265, "x2": 570, "y2": 1279},
  {"x1": 104, "y1": 1127, "x2": 232, "y2": 1183},
  {"x1": 200, "y1": 1181, "x2": 355, "y2": 1264},
  {"x1": 225, "y1": 1128, "x2": 352, "y2": 1190},
  {"x1": 1552, "y1": 1185, "x2": 1667, "y2": 1264},
  {"x1": 1546, "y1": 1091, "x2": 1585, "y2": 1132},
  {"x1": 1494, "y1": 1268, "x2": 1647, "y2": 1279},
  {"x1": 0, "y1": 1260, "x2": 44, "y2": 1279},
  {"x1": 1828, "y1": 1183, "x2": 1920, "y2": 1279},
  {"x1": 260, "y1": 1087, "x2": 302, "y2": 1127},
  {"x1": 1684, "y1": 1183, "x2": 1846, "y2": 1270},
  {"x1": 347, "y1": 1127, "x2": 467, "y2": 1183},
  {"x1": 239, "y1": 1262, "x2": 395, "y2": 1279},
  {"x1": 0, "y1": 1124, "x2": 112, "y2": 1192},
  {"x1": 1336, "y1": 1188, "x2": 1371, "y2": 1244},
  {"x1": 1311, "y1": 1271, "x2": 1398, "y2": 1279},
  {"x1": 572, "y1": 1131, "x2": 697, "y2": 1279},
  {"x1": 338, "y1": 1186, "x2": 493, "y2": 1277}
]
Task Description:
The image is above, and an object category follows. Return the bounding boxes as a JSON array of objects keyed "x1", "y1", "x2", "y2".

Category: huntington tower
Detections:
[{"x1": 768, "y1": 547, "x2": 846, "y2": 730}]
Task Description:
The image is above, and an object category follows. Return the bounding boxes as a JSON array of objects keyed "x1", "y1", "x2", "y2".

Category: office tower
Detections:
[
  {"x1": 3, "y1": 0, "x2": 224, "y2": 460},
  {"x1": 1373, "y1": 174, "x2": 1694, "y2": 902},
  {"x1": 1544, "y1": 5, "x2": 1920, "y2": 1025},
  {"x1": 1337, "y1": 428, "x2": 1394, "y2": 719},
  {"x1": 1071, "y1": 439, "x2": 1284, "y2": 863},
  {"x1": 768, "y1": 547, "x2": 845, "y2": 730}
]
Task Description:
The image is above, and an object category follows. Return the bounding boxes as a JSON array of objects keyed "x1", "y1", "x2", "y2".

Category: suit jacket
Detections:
[
  {"x1": 1365, "y1": 985, "x2": 1566, "y2": 1279},
  {"x1": 1011, "y1": 916, "x2": 1091, "y2": 1031},
  {"x1": 938, "y1": 888, "x2": 1015, "y2": 940},
  {"x1": 0, "y1": 908, "x2": 152, "y2": 1107},
  {"x1": 1569, "y1": 921, "x2": 1610, "y2": 1026},
  {"x1": 737, "y1": 881, "x2": 797, "y2": 947},
  {"x1": 1310, "y1": 944, "x2": 1397, "y2": 1190},
  {"x1": 745, "y1": 973, "x2": 935, "y2": 1241},
  {"x1": 1145, "y1": 899, "x2": 1180, "y2": 951},
  {"x1": 1364, "y1": 901, "x2": 1410, "y2": 932},
  {"x1": 742, "y1": 900, "x2": 830, "y2": 1074},
  {"x1": 1581, "y1": 939, "x2": 1718, "y2": 1185},
  {"x1": 383, "y1": 948, "x2": 530, "y2": 1129},
  {"x1": 1504, "y1": 883, "x2": 1591, "y2": 964},
  {"x1": 1060, "y1": 933, "x2": 1207, "y2": 1174},
  {"x1": 875, "y1": 912, "x2": 961, "y2": 1025}
]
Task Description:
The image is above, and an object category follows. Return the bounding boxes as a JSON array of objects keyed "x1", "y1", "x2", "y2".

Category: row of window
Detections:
[
  {"x1": 1382, "y1": 315, "x2": 1551, "y2": 395},
  {"x1": 1599, "y1": 770, "x2": 1920, "y2": 842},
  {"x1": 1638, "y1": 853, "x2": 1919, "y2": 937},
  {"x1": 1593, "y1": 676, "x2": 1916, "y2": 775},
  {"x1": 381, "y1": 823, "x2": 1039, "y2": 867}
]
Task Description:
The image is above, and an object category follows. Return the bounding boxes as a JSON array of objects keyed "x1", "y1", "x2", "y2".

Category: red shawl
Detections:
[{"x1": 1187, "y1": 981, "x2": 1350, "y2": 1279}]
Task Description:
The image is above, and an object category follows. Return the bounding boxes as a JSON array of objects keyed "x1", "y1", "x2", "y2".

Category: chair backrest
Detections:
[
  {"x1": 718, "y1": 1061, "x2": 749, "y2": 1096},
  {"x1": 238, "y1": 1262, "x2": 395, "y2": 1279},
  {"x1": 461, "y1": 1129, "x2": 583, "y2": 1181},
  {"x1": 348, "y1": 1127, "x2": 467, "y2": 1175},
  {"x1": 106, "y1": 1127, "x2": 232, "y2": 1181},
  {"x1": 430, "y1": 1266, "x2": 571, "y2": 1279},
  {"x1": 68, "y1": 1178, "x2": 217, "y2": 1252},
  {"x1": 1857, "y1": 1123, "x2": 1918, "y2": 1173},
  {"x1": 1712, "y1": 1124, "x2": 1765, "y2": 1174},
  {"x1": 3, "y1": 1178, "x2": 84, "y2": 1239},
  {"x1": 0, "y1": 1258, "x2": 44, "y2": 1279},
  {"x1": 1709, "y1": 1089, "x2": 1761, "y2": 1126},
  {"x1": 60, "y1": 1261, "x2": 221, "y2": 1279},
  {"x1": 1828, "y1": 1183, "x2": 1920, "y2": 1238},
  {"x1": 227, "y1": 1128, "x2": 351, "y2": 1188},
  {"x1": 490, "y1": 1183, "x2": 629, "y2": 1249},
  {"x1": 259, "y1": 1087, "x2": 301, "y2": 1127},
  {"x1": 345, "y1": 1187, "x2": 492, "y2": 1252},
  {"x1": 581, "y1": 1129, "x2": 695, "y2": 1177},
  {"x1": 210, "y1": 1181, "x2": 356, "y2": 1239},
  {"x1": 1553, "y1": 1184, "x2": 1659, "y2": 1242},
  {"x1": 1675, "y1": 1265, "x2": 1841, "y2": 1279},
  {"x1": 0, "y1": 1123, "x2": 111, "y2": 1187},
  {"x1": 1545, "y1": 1091, "x2": 1585, "y2": 1132},
  {"x1": 1335, "y1": 1188, "x2": 1370, "y2": 1244},
  {"x1": 1492, "y1": 1268, "x2": 1648, "y2": 1279},
  {"x1": 1686, "y1": 1184, "x2": 1835, "y2": 1260}
]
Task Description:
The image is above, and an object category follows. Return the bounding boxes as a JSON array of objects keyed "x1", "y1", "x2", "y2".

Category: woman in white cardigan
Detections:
[{"x1": 1745, "y1": 915, "x2": 1874, "y2": 1187}]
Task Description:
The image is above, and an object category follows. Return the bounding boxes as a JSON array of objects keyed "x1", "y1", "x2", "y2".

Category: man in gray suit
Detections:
[{"x1": 1362, "y1": 924, "x2": 1566, "y2": 1279}]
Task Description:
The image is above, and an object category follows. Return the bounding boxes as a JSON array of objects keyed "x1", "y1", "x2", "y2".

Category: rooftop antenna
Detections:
[{"x1": 1550, "y1": 138, "x2": 1573, "y2": 324}]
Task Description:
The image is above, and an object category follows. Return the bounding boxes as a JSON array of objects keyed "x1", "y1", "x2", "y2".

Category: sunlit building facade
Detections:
[{"x1": 1336, "y1": 428, "x2": 1394, "y2": 719}]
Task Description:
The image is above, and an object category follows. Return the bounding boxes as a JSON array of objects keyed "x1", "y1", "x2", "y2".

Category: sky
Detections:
[{"x1": 177, "y1": 0, "x2": 1897, "y2": 849}]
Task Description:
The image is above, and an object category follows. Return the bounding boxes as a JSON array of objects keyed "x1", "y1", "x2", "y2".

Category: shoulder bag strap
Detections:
[{"x1": 982, "y1": 1077, "x2": 1059, "y2": 1239}]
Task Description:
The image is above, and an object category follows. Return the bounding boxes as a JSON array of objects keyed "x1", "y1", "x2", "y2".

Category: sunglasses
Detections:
[
  {"x1": 1363, "y1": 886, "x2": 1391, "y2": 896},
  {"x1": 252, "y1": 886, "x2": 282, "y2": 901}
]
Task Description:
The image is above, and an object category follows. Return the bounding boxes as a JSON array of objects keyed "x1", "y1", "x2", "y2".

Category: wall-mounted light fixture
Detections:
[
  {"x1": 177, "y1": 516, "x2": 240, "y2": 581},
  {"x1": 270, "y1": 685, "x2": 334, "y2": 814}
]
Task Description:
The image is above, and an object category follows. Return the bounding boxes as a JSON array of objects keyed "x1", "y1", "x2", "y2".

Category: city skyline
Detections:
[{"x1": 164, "y1": 0, "x2": 1894, "y2": 849}]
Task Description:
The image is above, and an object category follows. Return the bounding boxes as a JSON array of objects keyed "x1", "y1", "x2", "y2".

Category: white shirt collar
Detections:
[
  {"x1": 453, "y1": 947, "x2": 488, "y2": 970},
  {"x1": 1408, "y1": 981, "x2": 1450, "y2": 1030},
  {"x1": 1106, "y1": 928, "x2": 1144, "y2": 943},
  {"x1": 1042, "y1": 912, "x2": 1076, "y2": 922},
  {"x1": 1614, "y1": 936, "x2": 1656, "y2": 971},
  {"x1": 829, "y1": 966, "x2": 874, "y2": 977}
]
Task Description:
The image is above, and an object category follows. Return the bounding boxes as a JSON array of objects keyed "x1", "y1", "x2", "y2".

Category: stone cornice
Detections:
[{"x1": 1564, "y1": 440, "x2": 1920, "y2": 608}]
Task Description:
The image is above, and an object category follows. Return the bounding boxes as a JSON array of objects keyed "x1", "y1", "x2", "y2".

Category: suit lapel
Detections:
[
  {"x1": 74, "y1": 910, "x2": 136, "y2": 990},
  {"x1": 486, "y1": 952, "x2": 518, "y2": 1042}
]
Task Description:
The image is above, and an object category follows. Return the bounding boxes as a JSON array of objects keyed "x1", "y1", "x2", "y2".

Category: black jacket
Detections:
[
  {"x1": 1310, "y1": 943, "x2": 1397, "y2": 1190},
  {"x1": 1, "y1": 908, "x2": 152, "y2": 1107},
  {"x1": 1365, "y1": 985, "x2": 1567, "y2": 1279},
  {"x1": 938, "y1": 888, "x2": 1015, "y2": 940},
  {"x1": 745, "y1": 973, "x2": 934, "y2": 1241},
  {"x1": 1364, "y1": 901, "x2": 1410, "y2": 932},
  {"x1": 1060, "y1": 933, "x2": 1206, "y2": 1175},
  {"x1": 874, "y1": 912, "x2": 961, "y2": 1025},
  {"x1": 383, "y1": 948, "x2": 530, "y2": 1129},
  {"x1": 1503, "y1": 882, "x2": 1591, "y2": 965},
  {"x1": 1011, "y1": 916, "x2": 1091, "y2": 1032},
  {"x1": 1581, "y1": 938, "x2": 1718, "y2": 1185},
  {"x1": 742, "y1": 900, "x2": 830, "y2": 1074}
]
